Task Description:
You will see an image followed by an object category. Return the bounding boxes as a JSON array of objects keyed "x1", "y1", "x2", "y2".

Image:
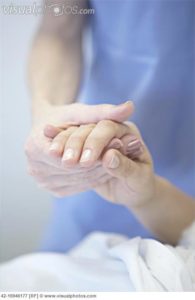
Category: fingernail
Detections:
[
  {"x1": 110, "y1": 142, "x2": 121, "y2": 149},
  {"x1": 80, "y1": 149, "x2": 92, "y2": 162},
  {"x1": 109, "y1": 139, "x2": 123, "y2": 149},
  {"x1": 127, "y1": 139, "x2": 141, "y2": 150},
  {"x1": 108, "y1": 155, "x2": 120, "y2": 169},
  {"x1": 128, "y1": 147, "x2": 143, "y2": 157},
  {"x1": 49, "y1": 143, "x2": 60, "y2": 152},
  {"x1": 63, "y1": 148, "x2": 75, "y2": 161},
  {"x1": 126, "y1": 143, "x2": 143, "y2": 158}
]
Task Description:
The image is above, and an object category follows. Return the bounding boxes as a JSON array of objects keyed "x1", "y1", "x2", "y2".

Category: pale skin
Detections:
[{"x1": 25, "y1": 0, "x2": 195, "y2": 245}]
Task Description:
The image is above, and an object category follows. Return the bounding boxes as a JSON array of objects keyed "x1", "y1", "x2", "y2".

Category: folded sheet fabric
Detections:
[{"x1": 1, "y1": 222, "x2": 195, "y2": 292}]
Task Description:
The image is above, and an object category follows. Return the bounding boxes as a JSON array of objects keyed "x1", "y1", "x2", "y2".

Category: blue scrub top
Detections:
[{"x1": 41, "y1": 0, "x2": 195, "y2": 252}]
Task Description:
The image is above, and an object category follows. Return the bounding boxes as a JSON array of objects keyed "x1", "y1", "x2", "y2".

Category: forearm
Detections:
[
  {"x1": 28, "y1": 2, "x2": 86, "y2": 123},
  {"x1": 29, "y1": 32, "x2": 82, "y2": 107},
  {"x1": 132, "y1": 175, "x2": 195, "y2": 245}
]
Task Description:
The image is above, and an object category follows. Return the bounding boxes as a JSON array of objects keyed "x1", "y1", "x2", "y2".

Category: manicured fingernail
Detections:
[
  {"x1": 127, "y1": 146, "x2": 143, "y2": 156},
  {"x1": 49, "y1": 143, "x2": 60, "y2": 152},
  {"x1": 63, "y1": 148, "x2": 74, "y2": 161},
  {"x1": 80, "y1": 149, "x2": 92, "y2": 162},
  {"x1": 109, "y1": 139, "x2": 123, "y2": 149},
  {"x1": 127, "y1": 139, "x2": 141, "y2": 150},
  {"x1": 128, "y1": 147, "x2": 143, "y2": 156},
  {"x1": 110, "y1": 142, "x2": 121, "y2": 149},
  {"x1": 108, "y1": 155, "x2": 120, "y2": 169}
]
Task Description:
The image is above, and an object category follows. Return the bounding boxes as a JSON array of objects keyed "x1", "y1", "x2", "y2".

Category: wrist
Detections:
[
  {"x1": 32, "y1": 98, "x2": 51, "y2": 123},
  {"x1": 126, "y1": 173, "x2": 157, "y2": 211},
  {"x1": 31, "y1": 99, "x2": 68, "y2": 128},
  {"x1": 139, "y1": 174, "x2": 162, "y2": 207},
  {"x1": 152, "y1": 175, "x2": 168, "y2": 201}
]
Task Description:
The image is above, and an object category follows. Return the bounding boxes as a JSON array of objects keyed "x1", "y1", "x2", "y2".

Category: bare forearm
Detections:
[
  {"x1": 28, "y1": 1, "x2": 87, "y2": 123},
  {"x1": 29, "y1": 33, "x2": 82, "y2": 108},
  {"x1": 132, "y1": 175, "x2": 195, "y2": 245}
]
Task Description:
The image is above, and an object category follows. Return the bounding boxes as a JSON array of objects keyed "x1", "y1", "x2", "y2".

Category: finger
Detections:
[
  {"x1": 67, "y1": 101, "x2": 134, "y2": 124},
  {"x1": 106, "y1": 138, "x2": 124, "y2": 153},
  {"x1": 121, "y1": 123, "x2": 152, "y2": 164},
  {"x1": 27, "y1": 153, "x2": 102, "y2": 172},
  {"x1": 120, "y1": 135, "x2": 143, "y2": 158},
  {"x1": 44, "y1": 124, "x2": 62, "y2": 139},
  {"x1": 44, "y1": 122, "x2": 79, "y2": 138},
  {"x1": 62, "y1": 124, "x2": 95, "y2": 166},
  {"x1": 102, "y1": 148, "x2": 139, "y2": 183},
  {"x1": 49, "y1": 126, "x2": 78, "y2": 157},
  {"x1": 45, "y1": 126, "x2": 143, "y2": 161},
  {"x1": 79, "y1": 120, "x2": 130, "y2": 166},
  {"x1": 44, "y1": 101, "x2": 134, "y2": 136},
  {"x1": 102, "y1": 149, "x2": 153, "y2": 200},
  {"x1": 106, "y1": 136, "x2": 143, "y2": 160},
  {"x1": 44, "y1": 129, "x2": 143, "y2": 163}
]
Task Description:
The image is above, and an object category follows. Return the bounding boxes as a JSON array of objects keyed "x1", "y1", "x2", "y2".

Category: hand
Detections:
[
  {"x1": 45, "y1": 121, "x2": 143, "y2": 167},
  {"x1": 25, "y1": 101, "x2": 134, "y2": 196},
  {"x1": 42, "y1": 120, "x2": 143, "y2": 197},
  {"x1": 95, "y1": 122, "x2": 156, "y2": 209}
]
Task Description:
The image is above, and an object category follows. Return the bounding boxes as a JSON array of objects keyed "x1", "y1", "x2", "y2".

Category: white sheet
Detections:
[{"x1": 1, "y1": 222, "x2": 195, "y2": 292}]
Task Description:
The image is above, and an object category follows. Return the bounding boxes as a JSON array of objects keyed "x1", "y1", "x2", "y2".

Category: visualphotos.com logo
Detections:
[{"x1": 1, "y1": 2, "x2": 95, "y2": 16}]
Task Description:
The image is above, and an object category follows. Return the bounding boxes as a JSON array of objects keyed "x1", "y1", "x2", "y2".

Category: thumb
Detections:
[
  {"x1": 67, "y1": 101, "x2": 134, "y2": 124},
  {"x1": 102, "y1": 148, "x2": 138, "y2": 181},
  {"x1": 44, "y1": 122, "x2": 77, "y2": 138}
]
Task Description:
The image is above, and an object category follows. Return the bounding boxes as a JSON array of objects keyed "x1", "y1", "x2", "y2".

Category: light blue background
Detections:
[{"x1": 42, "y1": 0, "x2": 195, "y2": 252}]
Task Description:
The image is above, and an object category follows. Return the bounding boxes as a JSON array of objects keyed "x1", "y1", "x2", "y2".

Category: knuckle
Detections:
[{"x1": 67, "y1": 135, "x2": 82, "y2": 146}]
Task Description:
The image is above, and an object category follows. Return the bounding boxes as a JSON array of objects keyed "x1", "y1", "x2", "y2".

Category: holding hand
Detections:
[
  {"x1": 25, "y1": 102, "x2": 134, "y2": 196},
  {"x1": 45, "y1": 121, "x2": 143, "y2": 167},
  {"x1": 44, "y1": 120, "x2": 152, "y2": 210},
  {"x1": 97, "y1": 122, "x2": 155, "y2": 209}
]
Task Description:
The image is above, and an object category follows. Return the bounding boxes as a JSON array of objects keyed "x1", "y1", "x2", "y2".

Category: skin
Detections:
[
  {"x1": 25, "y1": 102, "x2": 134, "y2": 195},
  {"x1": 47, "y1": 121, "x2": 143, "y2": 166},
  {"x1": 46, "y1": 121, "x2": 195, "y2": 245},
  {"x1": 32, "y1": 120, "x2": 142, "y2": 196},
  {"x1": 26, "y1": 0, "x2": 195, "y2": 245},
  {"x1": 48, "y1": 121, "x2": 154, "y2": 209}
]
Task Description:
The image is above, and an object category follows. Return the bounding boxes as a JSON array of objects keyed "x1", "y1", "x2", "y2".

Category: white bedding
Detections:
[{"x1": 1, "y1": 223, "x2": 195, "y2": 292}]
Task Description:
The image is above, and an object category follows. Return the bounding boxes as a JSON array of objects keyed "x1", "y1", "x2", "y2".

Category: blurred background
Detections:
[{"x1": 0, "y1": 0, "x2": 52, "y2": 262}]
